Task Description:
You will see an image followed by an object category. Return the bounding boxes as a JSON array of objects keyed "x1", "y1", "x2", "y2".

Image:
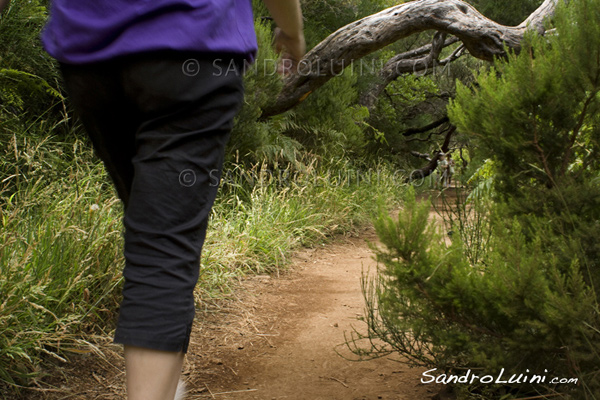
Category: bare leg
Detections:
[{"x1": 124, "y1": 346, "x2": 185, "y2": 400}]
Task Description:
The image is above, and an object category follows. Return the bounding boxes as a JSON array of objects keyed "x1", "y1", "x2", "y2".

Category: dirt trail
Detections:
[
  {"x1": 16, "y1": 214, "x2": 448, "y2": 400},
  {"x1": 183, "y1": 228, "x2": 440, "y2": 400}
]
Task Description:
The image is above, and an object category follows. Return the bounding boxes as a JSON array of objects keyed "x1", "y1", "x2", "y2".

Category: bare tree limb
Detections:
[
  {"x1": 405, "y1": 131, "x2": 437, "y2": 143},
  {"x1": 407, "y1": 125, "x2": 456, "y2": 182},
  {"x1": 410, "y1": 151, "x2": 432, "y2": 160},
  {"x1": 401, "y1": 116, "x2": 449, "y2": 137},
  {"x1": 439, "y1": 43, "x2": 467, "y2": 67},
  {"x1": 390, "y1": 35, "x2": 460, "y2": 61},
  {"x1": 359, "y1": 32, "x2": 457, "y2": 109},
  {"x1": 262, "y1": 0, "x2": 559, "y2": 118}
]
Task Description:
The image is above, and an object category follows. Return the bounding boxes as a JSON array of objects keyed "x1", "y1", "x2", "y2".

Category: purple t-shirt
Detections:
[{"x1": 42, "y1": 0, "x2": 258, "y2": 64}]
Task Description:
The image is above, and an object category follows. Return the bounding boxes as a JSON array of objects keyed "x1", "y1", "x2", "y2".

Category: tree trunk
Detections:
[
  {"x1": 407, "y1": 125, "x2": 456, "y2": 183},
  {"x1": 261, "y1": 0, "x2": 559, "y2": 118}
]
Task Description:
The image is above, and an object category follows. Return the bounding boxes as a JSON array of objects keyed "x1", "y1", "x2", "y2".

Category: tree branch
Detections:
[
  {"x1": 406, "y1": 125, "x2": 456, "y2": 182},
  {"x1": 401, "y1": 116, "x2": 450, "y2": 137},
  {"x1": 390, "y1": 35, "x2": 460, "y2": 61},
  {"x1": 359, "y1": 32, "x2": 460, "y2": 109},
  {"x1": 405, "y1": 132, "x2": 437, "y2": 143},
  {"x1": 262, "y1": 0, "x2": 559, "y2": 118},
  {"x1": 410, "y1": 151, "x2": 432, "y2": 160}
]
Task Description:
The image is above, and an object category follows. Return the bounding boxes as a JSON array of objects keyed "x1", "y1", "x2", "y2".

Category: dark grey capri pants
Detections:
[{"x1": 61, "y1": 52, "x2": 244, "y2": 353}]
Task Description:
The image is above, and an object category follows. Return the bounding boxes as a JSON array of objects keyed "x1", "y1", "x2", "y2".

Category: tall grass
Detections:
[
  {"x1": 1, "y1": 142, "x2": 124, "y2": 390},
  {"x1": 1, "y1": 1, "x2": 408, "y2": 392},
  {"x1": 200, "y1": 159, "x2": 406, "y2": 301},
  {"x1": 1, "y1": 133, "x2": 406, "y2": 392}
]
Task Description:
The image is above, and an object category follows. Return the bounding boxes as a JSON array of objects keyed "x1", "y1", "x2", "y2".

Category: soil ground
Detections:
[
  {"x1": 9, "y1": 192, "x2": 454, "y2": 400},
  {"x1": 183, "y1": 228, "x2": 440, "y2": 400}
]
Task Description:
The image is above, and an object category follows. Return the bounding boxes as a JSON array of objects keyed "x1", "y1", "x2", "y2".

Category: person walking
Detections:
[
  {"x1": 438, "y1": 152, "x2": 449, "y2": 189},
  {"x1": 41, "y1": 1, "x2": 305, "y2": 399},
  {"x1": 447, "y1": 153, "x2": 455, "y2": 186}
]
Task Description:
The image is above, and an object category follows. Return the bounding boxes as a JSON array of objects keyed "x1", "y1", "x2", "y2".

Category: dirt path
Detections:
[
  {"x1": 182, "y1": 228, "x2": 439, "y2": 400},
  {"x1": 15, "y1": 221, "x2": 446, "y2": 399}
]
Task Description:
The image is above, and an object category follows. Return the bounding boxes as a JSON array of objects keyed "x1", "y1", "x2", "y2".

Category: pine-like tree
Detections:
[{"x1": 359, "y1": 0, "x2": 600, "y2": 398}]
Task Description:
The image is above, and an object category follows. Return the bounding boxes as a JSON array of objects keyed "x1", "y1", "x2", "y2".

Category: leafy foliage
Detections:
[
  {"x1": 289, "y1": 68, "x2": 370, "y2": 159},
  {"x1": 298, "y1": 0, "x2": 397, "y2": 47},
  {"x1": 227, "y1": 20, "x2": 303, "y2": 164},
  {"x1": 1, "y1": 0, "x2": 590, "y2": 394},
  {"x1": 450, "y1": 0, "x2": 600, "y2": 289},
  {"x1": 359, "y1": 0, "x2": 600, "y2": 398},
  {"x1": 450, "y1": 2, "x2": 600, "y2": 194}
]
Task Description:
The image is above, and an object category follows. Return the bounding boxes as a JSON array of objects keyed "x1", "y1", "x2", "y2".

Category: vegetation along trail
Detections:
[
  {"x1": 183, "y1": 229, "x2": 438, "y2": 400},
  {"x1": 17, "y1": 223, "x2": 443, "y2": 400},
  {"x1": 5, "y1": 0, "x2": 599, "y2": 398}
]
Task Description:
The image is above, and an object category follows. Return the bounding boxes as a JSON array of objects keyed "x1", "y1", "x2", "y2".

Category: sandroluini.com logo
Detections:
[{"x1": 421, "y1": 368, "x2": 578, "y2": 385}]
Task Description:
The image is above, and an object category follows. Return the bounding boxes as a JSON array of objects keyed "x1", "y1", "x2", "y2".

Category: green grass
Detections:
[
  {"x1": 201, "y1": 160, "x2": 405, "y2": 292},
  {"x1": 1, "y1": 137, "x2": 406, "y2": 392},
  {"x1": 1, "y1": 155, "x2": 124, "y2": 389}
]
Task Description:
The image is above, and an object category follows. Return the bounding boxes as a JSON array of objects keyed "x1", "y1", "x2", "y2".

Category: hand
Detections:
[{"x1": 274, "y1": 27, "x2": 306, "y2": 76}]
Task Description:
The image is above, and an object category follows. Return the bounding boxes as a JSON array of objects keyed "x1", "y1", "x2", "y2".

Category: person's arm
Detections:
[{"x1": 262, "y1": 0, "x2": 305, "y2": 64}]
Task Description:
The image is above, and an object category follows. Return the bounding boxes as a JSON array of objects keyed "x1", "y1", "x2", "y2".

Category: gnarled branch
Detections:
[
  {"x1": 402, "y1": 116, "x2": 450, "y2": 137},
  {"x1": 359, "y1": 32, "x2": 459, "y2": 109},
  {"x1": 262, "y1": 0, "x2": 559, "y2": 118},
  {"x1": 407, "y1": 125, "x2": 456, "y2": 182}
]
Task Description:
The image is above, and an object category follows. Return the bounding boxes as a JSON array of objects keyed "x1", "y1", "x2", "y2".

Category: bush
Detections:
[
  {"x1": 356, "y1": 0, "x2": 600, "y2": 398},
  {"x1": 358, "y1": 188, "x2": 598, "y2": 399}
]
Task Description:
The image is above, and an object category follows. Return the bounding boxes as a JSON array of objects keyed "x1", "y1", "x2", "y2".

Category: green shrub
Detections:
[
  {"x1": 356, "y1": 0, "x2": 600, "y2": 398},
  {"x1": 227, "y1": 19, "x2": 304, "y2": 165},
  {"x1": 359, "y1": 188, "x2": 598, "y2": 398}
]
